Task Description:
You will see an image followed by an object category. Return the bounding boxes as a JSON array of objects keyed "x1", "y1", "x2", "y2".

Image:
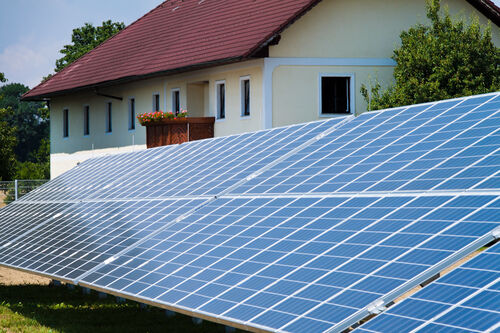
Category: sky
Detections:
[
  {"x1": 0, "y1": 0, "x2": 163, "y2": 89},
  {"x1": 1, "y1": 0, "x2": 499, "y2": 89}
]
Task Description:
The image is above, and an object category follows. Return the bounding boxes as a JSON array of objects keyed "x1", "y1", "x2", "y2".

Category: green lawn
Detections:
[{"x1": 0, "y1": 284, "x2": 243, "y2": 333}]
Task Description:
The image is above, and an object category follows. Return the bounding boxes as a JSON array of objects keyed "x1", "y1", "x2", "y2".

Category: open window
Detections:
[
  {"x1": 152, "y1": 93, "x2": 160, "y2": 111},
  {"x1": 320, "y1": 75, "x2": 354, "y2": 115}
]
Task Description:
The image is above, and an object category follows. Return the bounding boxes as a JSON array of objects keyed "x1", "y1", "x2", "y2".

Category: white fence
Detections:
[{"x1": 0, "y1": 180, "x2": 49, "y2": 205}]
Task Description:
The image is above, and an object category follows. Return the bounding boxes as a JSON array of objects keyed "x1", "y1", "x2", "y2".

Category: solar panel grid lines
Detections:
[
  {"x1": 364, "y1": 96, "x2": 500, "y2": 194},
  {"x1": 257, "y1": 195, "x2": 500, "y2": 332},
  {"x1": 228, "y1": 105, "x2": 409, "y2": 195},
  {"x1": 77, "y1": 192, "x2": 500, "y2": 333},
  {"x1": 18, "y1": 147, "x2": 163, "y2": 202},
  {"x1": 230, "y1": 93, "x2": 500, "y2": 196},
  {"x1": 0, "y1": 202, "x2": 76, "y2": 248},
  {"x1": 88, "y1": 117, "x2": 348, "y2": 201},
  {"x1": 0, "y1": 198, "x2": 208, "y2": 283},
  {"x1": 339, "y1": 95, "x2": 500, "y2": 194},
  {"x1": 354, "y1": 241, "x2": 500, "y2": 333}
]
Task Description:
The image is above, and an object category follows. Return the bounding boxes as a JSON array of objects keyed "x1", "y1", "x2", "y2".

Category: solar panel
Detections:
[
  {"x1": 0, "y1": 92, "x2": 498, "y2": 332},
  {"x1": 19, "y1": 147, "x2": 171, "y2": 202},
  {"x1": 88, "y1": 118, "x2": 348, "y2": 200},
  {"x1": 0, "y1": 198, "x2": 207, "y2": 282},
  {"x1": 0, "y1": 202, "x2": 73, "y2": 247},
  {"x1": 79, "y1": 194, "x2": 499, "y2": 332},
  {"x1": 231, "y1": 94, "x2": 500, "y2": 195},
  {"x1": 354, "y1": 241, "x2": 500, "y2": 333}
]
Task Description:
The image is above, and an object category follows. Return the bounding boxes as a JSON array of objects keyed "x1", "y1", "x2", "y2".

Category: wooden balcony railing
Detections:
[{"x1": 144, "y1": 117, "x2": 215, "y2": 148}]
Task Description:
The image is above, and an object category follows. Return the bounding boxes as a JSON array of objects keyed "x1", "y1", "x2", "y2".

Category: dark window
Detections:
[
  {"x1": 217, "y1": 83, "x2": 225, "y2": 119},
  {"x1": 129, "y1": 98, "x2": 135, "y2": 130},
  {"x1": 153, "y1": 94, "x2": 160, "y2": 111},
  {"x1": 83, "y1": 106, "x2": 89, "y2": 135},
  {"x1": 241, "y1": 79, "x2": 250, "y2": 116},
  {"x1": 172, "y1": 90, "x2": 180, "y2": 114},
  {"x1": 321, "y1": 76, "x2": 351, "y2": 114},
  {"x1": 63, "y1": 109, "x2": 69, "y2": 138},
  {"x1": 106, "y1": 102, "x2": 112, "y2": 133}
]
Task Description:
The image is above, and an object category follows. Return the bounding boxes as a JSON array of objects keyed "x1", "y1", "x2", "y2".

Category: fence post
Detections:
[{"x1": 14, "y1": 179, "x2": 18, "y2": 201}]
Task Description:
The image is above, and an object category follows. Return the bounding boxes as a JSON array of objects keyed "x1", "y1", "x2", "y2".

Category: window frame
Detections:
[
  {"x1": 152, "y1": 93, "x2": 160, "y2": 112},
  {"x1": 318, "y1": 73, "x2": 355, "y2": 117},
  {"x1": 240, "y1": 76, "x2": 251, "y2": 118},
  {"x1": 171, "y1": 88, "x2": 180, "y2": 114},
  {"x1": 62, "y1": 108, "x2": 69, "y2": 138},
  {"x1": 83, "y1": 105, "x2": 90, "y2": 136},
  {"x1": 128, "y1": 97, "x2": 136, "y2": 131},
  {"x1": 215, "y1": 80, "x2": 226, "y2": 121},
  {"x1": 105, "y1": 101, "x2": 113, "y2": 134}
]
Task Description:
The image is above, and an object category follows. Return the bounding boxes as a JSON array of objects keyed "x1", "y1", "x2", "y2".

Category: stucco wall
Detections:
[
  {"x1": 268, "y1": 0, "x2": 500, "y2": 127},
  {"x1": 269, "y1": 0, "x2": 500, "y2": 58},
  {"x1": 49, "y1": 60, "x2": 263, "y2": 178}
]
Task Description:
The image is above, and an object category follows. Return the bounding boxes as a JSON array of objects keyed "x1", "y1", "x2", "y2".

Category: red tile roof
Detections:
[
  {"x1": 23, "y1": 0, "x2": 499, "y2": 100},
  {"x1": 23, "y1": 0, "x2": 321, "y2": 100}
]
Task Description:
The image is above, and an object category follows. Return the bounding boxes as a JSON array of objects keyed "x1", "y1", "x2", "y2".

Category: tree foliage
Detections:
[
  {"x1": 0, "y1": 108, "x2": 17, "y2": 181},
  {"x1": 361, "y1": 0, "x2": 500, "y2": 110},
  {"x1": 0, "y1": 83, "x2": 48, "y2": 163},
  {"x1": 0, "y1": 72, "x2": 6, "y2": 83},
  {"x1": 55, "y1": 20, "x2": 125, "y2": 72}
]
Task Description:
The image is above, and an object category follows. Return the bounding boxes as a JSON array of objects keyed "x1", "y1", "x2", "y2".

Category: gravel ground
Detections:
[{"x1": 0, "y1": 266, "x2": 51, "y2": 286}]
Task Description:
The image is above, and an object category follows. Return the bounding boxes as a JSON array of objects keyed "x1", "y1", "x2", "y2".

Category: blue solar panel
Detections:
[
  {"x1": 354, "y1": 241, "x2": 500, "y2": 333},
  {"x1": 0, "y1": 202, "x2": 73, "y2": 247},
  {"x1": 0, "y1": 198, "x2": 206, "y2": 281},
  {"x1": 0, "y1": 92, "x2": 499, "y2": 332},
  {"x1": 230, "y1": 94, "x2": 500, "y2": 195},
  {"x1": 80, "y1": 194, "x2": 499, "y2": 332},
  {"x1": 87, "y1": 118, "x2": 346, "y2": 200}
]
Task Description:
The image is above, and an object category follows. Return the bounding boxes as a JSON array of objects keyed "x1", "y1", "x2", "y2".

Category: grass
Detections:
[{"x1": 0, "y1": 284, "x2": 244, "y2": 333}]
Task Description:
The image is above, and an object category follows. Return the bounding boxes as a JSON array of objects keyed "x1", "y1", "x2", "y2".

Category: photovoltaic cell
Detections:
[
  {"x1": 354, "y1": 241, "x2": 500, "y2": 333},
  {"x1": 0, "y1": 198, "x2": 206, "y2": 281},
  {"x1": 230, "y1": 94, "x2": 500, "y2": 195},
  {"x1": 88, "y1": 118, "x2": 346, "y2": 200},
  {"x1": 0, "y1": 202, "x2": 73, "y2": 247},
  {"x1": 0, "y1": 92, "x2": 499, "y2": 333},
  {"x1": 80, "y1": 194, "x2": 499, "y2": 332},
  {"x1": 19, "y1": 147, "x2": 170, "y2": 202}
]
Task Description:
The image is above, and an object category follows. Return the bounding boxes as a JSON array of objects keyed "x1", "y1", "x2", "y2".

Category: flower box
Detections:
[{"x1": 142, "y1": 117, "x2": 215, "y2": 148}]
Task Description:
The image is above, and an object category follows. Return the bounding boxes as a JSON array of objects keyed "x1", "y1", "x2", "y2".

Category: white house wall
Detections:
[
  {"x1": 267, "y1": 0, "x2": 500, "y2": 127},
  {"x1": 49, "y1": 60, "x2": 263, "y2": 178}
]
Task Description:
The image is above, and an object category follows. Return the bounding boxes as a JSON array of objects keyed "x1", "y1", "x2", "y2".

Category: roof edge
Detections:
[
  {"x1": 21, "y1": 56, "x2": 244, "y2": 101},
  {"x1": 467, "y1": 0, "x2": 500, "y2": 26}
]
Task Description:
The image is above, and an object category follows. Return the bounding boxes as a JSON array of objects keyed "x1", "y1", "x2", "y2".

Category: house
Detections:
[{"x1": 22, "y1": 0, "x2": 500, "y2": 178}]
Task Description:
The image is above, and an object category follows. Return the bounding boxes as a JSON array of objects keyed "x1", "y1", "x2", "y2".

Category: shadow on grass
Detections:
[{"x1": 0, "y1": 284, "x2": 244, "y2": 333}]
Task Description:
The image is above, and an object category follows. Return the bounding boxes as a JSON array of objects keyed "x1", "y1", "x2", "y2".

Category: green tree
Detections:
[
  {"x1": 0, "y1": 83, "x2": 48, "y2": 163},
  {"x1": 0, "y1": 108, "x2": 17, "y2": 181},
  {"x1": 55, "y1": 20, "x2": 125, "y2": 72},
  {"x1": 0, "y1": 72, "x2": 6, "y2": 83},
  {"x1": 361, "y1": 0, "x2": 500, "y2": 110}
]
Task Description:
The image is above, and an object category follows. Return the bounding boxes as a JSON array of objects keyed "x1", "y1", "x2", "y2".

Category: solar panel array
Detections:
[
  {"x1": 354, "y1": 240, "x2": 500, "y2": 333},
  {"x1": 0, "y1": 92, "x2": 499, "y2": 333}
]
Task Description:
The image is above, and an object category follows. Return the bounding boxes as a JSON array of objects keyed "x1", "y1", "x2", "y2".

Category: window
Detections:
[
  {"x1": 153, "y1": 93, "x2": 160, "y2": 111},
  {"x1": 320, "y1": 75, "x2": 353, "y2": 115},
  {"x1": 129, "y1": 98, "x2": 135, "y2": 130},
  {"x1": 63, "y1": 108, "x2": 69, "y2": 138},
  {"x1": 216, "y1": 81, "x2": 225, "y2": 120},
  {"x1": 240, "y1": 77, "x2": 250, "y2": 117},
  {"x1": 83, "y1": 105, "x2": 90, "y2": 136},
  {"x1": 105, "y1": 102, "x2": 112, "y2": 133},
  {"x1": 171, "y1": 89, "x2": 180, "y2": 114}
]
